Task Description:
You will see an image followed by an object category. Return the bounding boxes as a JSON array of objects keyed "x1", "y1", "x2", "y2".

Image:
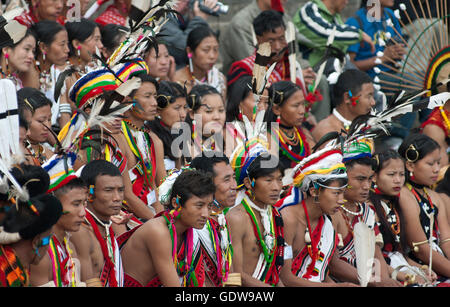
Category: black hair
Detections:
[
  {"x1": 65, "y1": 18, "x2": 99, "y2": 57},
  {"x1": 1, "y1": 193, "x2": 62, "y2": 240},
  {"x1": 53, "y1": 177, "x2": 86, "y2": 198},
  {"x1": 264, "y1": 80, "x2": 303, "y2": 124},
  {"x1": 369, "y1": 149, "x2": 408, "y2": 254},
  {"x1": 32, "y1": 20, "x2": 66, "y2": 56},
  {"x1": 100, "y1": 24, "x2": 128, "y2": 57},
  {"x1": 436, "y1": 167, "x2": 450, "y2": 196},
  {"x1": 156, "y1": 80, "x2": 186, "y2": 109},
  {"x1": 17, "y1": 87, "x2": 53, "y2": 112},
  {"x1": 246, "y1": 153, "x2": 283, "y2": 181},
  {"x1": 185, "y1": 84, "x2": 223, "y2": 132},
  {"x1": 398, "y1": 133, "x2": 440, "y2": 181},
  {"x1": 186, "y1": 25, "x2": 218, "y2": 52},
  {"x1": 80, "y1": 160, "x2": 121, "y2": 187},
  {"x1": 190, "y1": 156, "x2": 230, "y2": 178},
  {"x1": 253, "y1": 10, "x2": 285, "y2": 37},
  {"x1": 167, "y1": 169, "x2": 215, "y2": 210},
  {"x1": 344, "y1": 156, "x2": 375, "y2": 171},
  {"x1": 332, "y1": 69, "x2": 373, "y2": 107},
  {"x1": 226, "y1": 75, "x2": 253, "y2": 122},
  {"x1": 372, "y1": 149, "x2": 404, "y2": 173}
]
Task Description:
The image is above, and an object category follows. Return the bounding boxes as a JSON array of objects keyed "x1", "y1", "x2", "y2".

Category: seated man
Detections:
[
  {"x1": 190, "y1": 156, "x2": 238, "y2": 287},
  {"x1": 227, "y1": 142, "x2": 285, "y2": 287},
  {"x1": 120, "y1": 169, "x2": 216, "y2": 287},
  {"x1": 220, "y1": 0, "x2": 294, "y2": 76},
  {"x1": 30, "y1": 165, "x2": 87, "y2": 287},
  {"x1": 71, "y1": 160, "x2": 125, "y2": 287},
  {"x1": 293, "y1": 0, "x2": 375, "y2": 69},
  {"x1": 227, "y1": 10, "x2": 322, "y2": 121},
  {"x1": 333, "y1": 140, "x2": 402, "y2": 286},
  {"x1": 312, "y1": 69, "x2": 375, "y2": 143}
]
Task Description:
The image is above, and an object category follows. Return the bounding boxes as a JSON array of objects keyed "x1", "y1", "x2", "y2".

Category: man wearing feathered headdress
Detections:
[{"x1": 277, "y1": 142, "x2": 361, "y2": 286}]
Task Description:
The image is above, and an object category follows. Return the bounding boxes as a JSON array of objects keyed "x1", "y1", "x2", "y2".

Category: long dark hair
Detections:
[
  {"x1": 65, "y1": 18, "x2": 99, "y2": 57},
  {"x1": 436, "y1": 167, "x2": 450, "y2": 197},
  {"x1": 369, "y1": 149, "x2": 408, "y2": 253},
  {"x1": 147, "y1": 81, "x2": 186, "y2": 161},
  {"x1": 226, "y1": 75, "x2": 252, "y2": 122}
]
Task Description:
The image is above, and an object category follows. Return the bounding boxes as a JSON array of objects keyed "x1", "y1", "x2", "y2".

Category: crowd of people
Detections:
[{"x1": 0, "y1": 0, "x2": 449, "y2": 288}]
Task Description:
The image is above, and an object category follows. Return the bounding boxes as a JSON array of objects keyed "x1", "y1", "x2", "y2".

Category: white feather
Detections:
[{"x1": 354, "y1": 221, "x2": 375, "y2": 287}]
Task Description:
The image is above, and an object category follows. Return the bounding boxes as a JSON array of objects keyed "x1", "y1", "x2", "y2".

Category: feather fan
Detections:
[{"x1": 354, "y1": 221, "x2": 375, "y2": 287}]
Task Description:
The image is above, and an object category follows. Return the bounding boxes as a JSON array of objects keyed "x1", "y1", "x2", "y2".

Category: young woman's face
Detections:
[
  {"x1": 159, "y1": 97, "x2": 188, "y2": 128},
  {"x1": 42, "y1": 30, "x2": 69, "y2": 66},
  {"x1": 76, "y1": 27, "x2": 103, "y2": 63},
  {"x1": 3, "y1": 35, "x2": 36, "y2": 73},
  {"x1": 27, "y1": 105, "x2": 52, "y2": 143},
  {"x1": 275, "y1": 89, "x2": 306, "y2": 127},
  {"x1": 146, "y1": 44, "x2": 171, "y2": 79},
  {"x1": 375, "y1": 158, "x2": 405, "y2": 197},
  {"x1": 193, "y1": 94, "x2": 225, "y2": 137},
  {"x1": 240, "y1": 89, "x2": 268, "y2": 121},
  {"x1": 407, "y1": 148, "x2": 441, "y2": 186},
  {"x1": 190, "y1": 36, "x2": 219, "y2": 73}
]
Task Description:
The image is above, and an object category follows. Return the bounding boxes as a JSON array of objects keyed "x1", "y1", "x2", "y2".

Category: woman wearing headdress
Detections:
[
  {"x1": 370, "y1": 149, "x2": 438, "y2": 286},
  {"x1": 278, "y1": 144, "x2": 358, "y2": 286},
  {"x1": 17, "y1": 87, "x2": 54, "y2": 165},
  {"x1": 398, "y1": 133, "x2": 450, "y2": 279},
  {"x1": 147, "y1": 80, "x2": 188, "y2": 171},
  {"x1": 185, "y1": 84, "x2": 226, "y2": 161},
  {"x1": 265, "y1": 80, "x2": 314, "y2": 176},
  {"x1": 173, "y1": 25, "x2": 227, "y2": 100}
]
